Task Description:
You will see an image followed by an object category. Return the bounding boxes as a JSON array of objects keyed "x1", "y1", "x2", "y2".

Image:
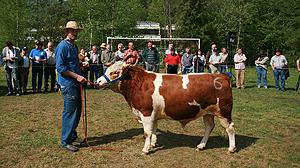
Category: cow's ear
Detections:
[{"x1": 122, "y1": 63, "x2": 130, "y2": 69}]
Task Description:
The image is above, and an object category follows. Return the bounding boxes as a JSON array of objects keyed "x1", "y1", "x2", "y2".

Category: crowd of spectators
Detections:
[{"x1": 1, "y1": 40, "x2": 299, "y2": 95}]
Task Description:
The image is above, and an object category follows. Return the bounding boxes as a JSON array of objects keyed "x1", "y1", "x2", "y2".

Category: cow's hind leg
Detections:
[
  {"x1": 141, "y1": 115, "x2": 154, "y2": 155},
  {"x1": 151, "y1": 121, "x2": 158, "y2": 147},
  {"x1": 196, "y1": 114, "x2": 215, "y2": 151},
  {"x1": 219, "y1": 118, "x2": 236, "y2": 153}
]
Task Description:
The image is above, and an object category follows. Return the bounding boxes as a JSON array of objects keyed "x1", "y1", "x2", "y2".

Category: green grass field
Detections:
[{"x1": 0, "y1": 67, "x2": 299, "y2": 168}]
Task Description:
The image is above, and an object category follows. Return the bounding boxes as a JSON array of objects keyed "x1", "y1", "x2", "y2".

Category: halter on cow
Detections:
[{"x1": 97, "y1": 61, "x2": 236, "y2": 154}]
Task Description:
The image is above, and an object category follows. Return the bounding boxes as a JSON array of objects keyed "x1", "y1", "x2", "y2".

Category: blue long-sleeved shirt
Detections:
[{"x1": 56, "y1": 39, "x2": 81, "y2": 87}]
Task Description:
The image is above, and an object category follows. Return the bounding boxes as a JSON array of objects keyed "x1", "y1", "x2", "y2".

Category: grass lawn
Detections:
[{"x1": 0, "y1": 67, "x2": 299, "y2": 168}]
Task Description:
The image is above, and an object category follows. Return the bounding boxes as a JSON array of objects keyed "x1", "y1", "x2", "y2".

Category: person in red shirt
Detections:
[
  {"x1": 124, "y1": 42, "x2": 139, "y2": 65},
  {"x1": 164, "y1": 49, "x2": 181, "y2": 74}
]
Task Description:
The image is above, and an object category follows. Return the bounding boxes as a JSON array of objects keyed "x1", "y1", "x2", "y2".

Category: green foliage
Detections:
[{"x1": 0, "y1": 0, "x2": 299, "y2": 66}]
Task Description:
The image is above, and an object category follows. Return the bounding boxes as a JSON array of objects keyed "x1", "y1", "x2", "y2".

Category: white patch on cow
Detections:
[
  {"x1": 216, "y1": 98, "x2": 219, "y2": 105},
  {"x1": 182, "y1": 75, "x2": 189, "y2": 89},
  {"x1": 214, "y1": 77, "x2": 223, "y2": 90},
  {"x1": 188, "y1": 100, "x2": 200, "y2": 106},
  {"x1": 151, "y1": 74, "x2": 167, "y2": 119}
]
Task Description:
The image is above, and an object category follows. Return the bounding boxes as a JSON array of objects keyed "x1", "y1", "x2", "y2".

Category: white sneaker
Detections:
[
  {"x1": 257, "y1": 85, "x2": 261, "y2": 88},
  {"x1": 264, "y1": 86, "x2": 268, "y2": 89}
]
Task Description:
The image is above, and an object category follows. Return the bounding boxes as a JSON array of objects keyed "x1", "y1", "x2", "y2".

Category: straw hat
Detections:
[
  {"x1": 64, "y1": 21, "x2": 82, "y2": 31},
  {"x1": 100, "y1": 43, "x2": 106, "y2": 48}
]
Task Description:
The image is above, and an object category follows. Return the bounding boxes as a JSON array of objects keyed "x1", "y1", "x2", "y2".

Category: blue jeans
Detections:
[
  {"x1": 90, "y1": 64, "x2": 100, "y2": 83},
  {"x1": 182, "y1": 66, "x2": 193, "y2": 74},
  {"x1": 256, "y1": 66, "x2": 267, "y2": 87},
  {"x1": 61, "y1": 85, "x2": 81, "y2": 145},
  {"x1": 273, "y1": 69, "x2": 285, "y2": 90},
  {"x1": 32, "y1": 66, "x2": 43, "y2": 91},
  {"x1": 219, "y1": 65, "x2": 227, "y2": 73}
]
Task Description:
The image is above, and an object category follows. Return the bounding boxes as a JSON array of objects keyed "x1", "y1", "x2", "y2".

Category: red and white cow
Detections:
[{"x1": 97, "y1": 61, "x2": 236, "y2": 154}]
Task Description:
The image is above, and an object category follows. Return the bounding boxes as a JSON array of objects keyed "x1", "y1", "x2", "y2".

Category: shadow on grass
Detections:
[
  {"x1": 0, "y1": 85, "x2": 7, "y2": 96},
  {"x1": 85, "y1": 128, "x2": 258, "y2": 153}
]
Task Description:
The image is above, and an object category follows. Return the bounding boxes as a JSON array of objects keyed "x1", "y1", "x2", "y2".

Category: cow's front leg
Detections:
[{"x1": 141, "y1": 115, "x2": 154, "y2": 155}]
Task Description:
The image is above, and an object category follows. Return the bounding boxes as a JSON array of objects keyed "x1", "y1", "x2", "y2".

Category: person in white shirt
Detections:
[
  {"x1": 115, "y1": 43, "x2": 125, "y2": 61},
  {"x1": 44, "y1": 41, "x2": 56, "y2": 92},
  {"x1": 255, "y1": 51, "x2": 269, "y2": 89},
  {"x1": 1, "y1": 41, "x2": 21, "y2": 96},
  {"x1": 295, "y1": 58, "x2": 300, "y2": 93},
  {"x1": 88, "y1": 45, "x2": 101, "y2": 83},
  {"x1": 234, "y1": 48, "x2": 247, "y2": 89},
  {"x1": 209, "y1": 48, "x2": 221, "y2": 74},
  {"x1": 270, "y1": 49, "x2": 288, "y2": 91}
]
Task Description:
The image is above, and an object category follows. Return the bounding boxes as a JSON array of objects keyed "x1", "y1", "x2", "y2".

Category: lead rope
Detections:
[{"x1": 80, "y1": 83, "x2": 123, "y2": 152}]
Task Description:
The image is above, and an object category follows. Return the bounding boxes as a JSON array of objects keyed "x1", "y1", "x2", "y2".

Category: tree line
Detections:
[{"x1": 0, "y1": 0, "x2": 299, "y2": 66}]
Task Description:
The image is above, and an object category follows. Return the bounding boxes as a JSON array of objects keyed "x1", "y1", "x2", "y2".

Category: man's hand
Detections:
[{"x1": 76, "y1": 75, "x2": 87, "y2": 83}]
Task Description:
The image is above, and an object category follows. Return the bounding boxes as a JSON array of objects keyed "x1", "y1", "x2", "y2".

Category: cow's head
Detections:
[{"x1": 97, "y1": 61, "x2": 129, "y2": 87}]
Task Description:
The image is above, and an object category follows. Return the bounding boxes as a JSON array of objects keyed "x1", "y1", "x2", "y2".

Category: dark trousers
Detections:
[
  {"x1": 32, "y1": 66, "x2": 43, "y2": 92},
  {"x1": 145, "y1": 63, "x2": 159, "y2": 72},
  {"x1": 90, "y1": 64, "x2": 100, "y2": 83},
  {"x1": 167, "y1": 65, "x2": 178, "y2": 74},
  {"x1": 81, "y1": 69, "x2": 89, "y2": 79},
  {"x1": 44, "y1": 65, "x2": 56, "y2": 91},
  {"x1": 19, "y1": 67, "x2": 29, "y2": 93},
  {"x1": 5, "y1": 67, "x2": 20, "y2": 93},
  {"x1": 295, "y1": 74, "x2": 300, "y2": 92}
]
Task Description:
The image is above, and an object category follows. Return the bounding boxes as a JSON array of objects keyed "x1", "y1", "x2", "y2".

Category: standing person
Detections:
[
  {"x1": 234, "y1": 48, "x2": 247, "y2": 89},
  {"x1": 88, "y1": 45, "x2": 100, "y2": 83},
  {"x1": 124, "y1": 42, "x2": 139, "y2": 65},
  {"x1": 255, "y1": 51, "x2": 269, "y2": 89},
  {"x1": 19, "y1": 47, "x2": 30, "y2": 94},
  {"x1": 2, "y1": 41, "x2": 21, "y2": 96},
  {"x1": 206, "y1": 42, "x2": 217, "y2": 73},
  {"x1": 44, "y1": 41, "x2": 56, "y2": 92},
  {"x1": 219, "y1": 47, "x2": 228, "y2": 73},
  {"x1": 193, "y1": 49, "x2": 206, "y2": 73},
  {"x1": 29, "y1": 40, "x2": 47, "y2": 93},
  {"x1": 270, "y1": 49, "x2": 288, "y2": 91},
  {"x1": 181, "y1": 47, "x2": 194, "y2": 74},
  {"x1": 78, "y1": 48, "x2": 89, "y2": 80},
  {"x1": 101, "y1": 44, "x2": 115, "y2": 73},
  {"x1": 209, "y1": 48, "x2": 222, "y2": 74},
  {"x1": 141, "y1": 40, "x2": 160, "y2": 72},
  {"x1": 115, "y1": 43, "x2": 125, "y2": 61},
  {"x1": 164, "y1": 49, "x2": 181, "y2": 74},
  {"x1": 295, "y1": 58, "x2": 300, "y2": 92},
  {"x1": 56, "y1": 21, "x2": 87, "y2": 152}
]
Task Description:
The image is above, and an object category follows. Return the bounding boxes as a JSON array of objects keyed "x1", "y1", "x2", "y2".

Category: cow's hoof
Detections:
[
  {"x1": 141, "y1": 151, "x2": 149, "y2": 155},
  {"x1": 228, "y1": 147, "x2": 236, "y2": 153},
  {"x1": 196, "y1": 144, "x2": 205, "y2": 151}
]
